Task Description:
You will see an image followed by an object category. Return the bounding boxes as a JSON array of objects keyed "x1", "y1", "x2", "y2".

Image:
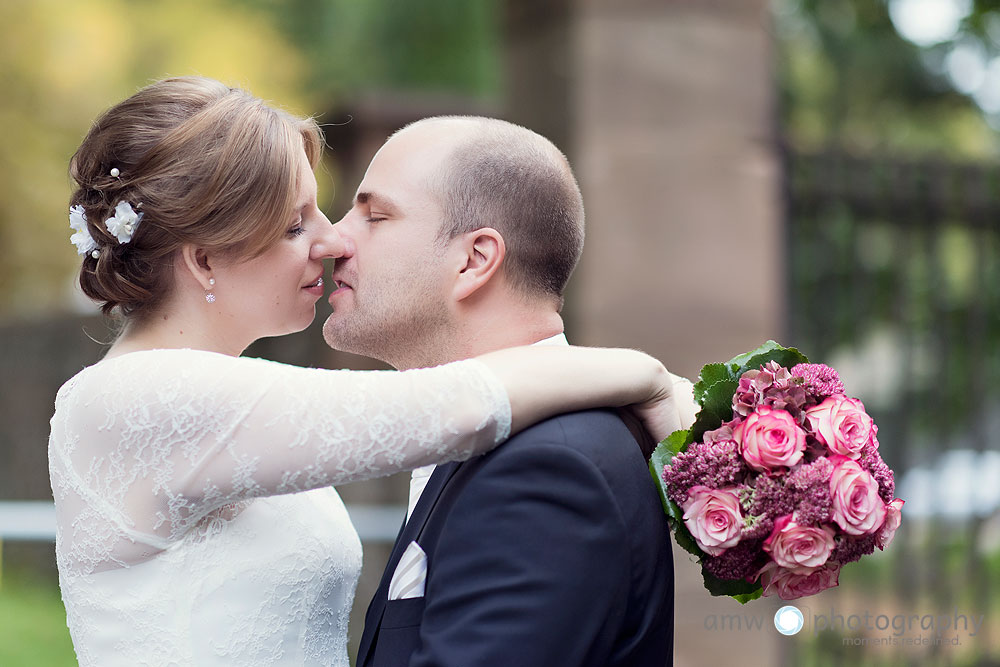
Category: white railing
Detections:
[{"x1": 0, "y1": 501, "x2": 405, "y2": 543}]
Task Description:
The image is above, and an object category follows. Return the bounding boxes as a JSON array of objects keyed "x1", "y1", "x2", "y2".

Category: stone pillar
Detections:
[
  {"x1": 505, "y1": 1, "x2": 783, "y2": 664},
  {"x1": 505, "y1": 0, "x2": 783, "y2": 381}
]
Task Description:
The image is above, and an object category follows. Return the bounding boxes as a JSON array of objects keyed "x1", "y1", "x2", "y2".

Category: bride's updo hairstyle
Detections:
[{"x1": 69, "y1": 76, "x2": 322, "y2": 318}]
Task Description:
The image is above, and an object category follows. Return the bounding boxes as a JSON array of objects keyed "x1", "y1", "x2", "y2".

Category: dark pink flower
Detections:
[
  {"x1": 830, "y1": 533, "x2": 877, "y2": 565},
  {"x1": 785, "y1": 457, "x2": 834, "y2": 526},
  {"x1": 662, "y1": 439, "x2": 747, "y2": 506},
  {"x1": 733, "y1": 362, "x2": 804, "y2": 417},
  {"x1": 703, "y1": 539, "x2": 767, "y2": 582},
  {"x1": 791, "y1": 363, "x2": 845, "y2": 400},
  {"x1": 858, "y1": 443, "x2": 895, "y2": 503}
]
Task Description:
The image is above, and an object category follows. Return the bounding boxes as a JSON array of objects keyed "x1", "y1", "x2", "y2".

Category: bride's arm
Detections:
[
  {"x1": 479, "y1": 345, "x2": 686, "y2": 441},
  {"x1": 186, "y1": 346, "x2": 682, "y2": 496},
  {"x1": 61, "y1": 346, "x2": 687, "y2": 544}
]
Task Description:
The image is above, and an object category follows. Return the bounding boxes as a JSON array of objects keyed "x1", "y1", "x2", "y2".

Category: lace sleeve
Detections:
[{"x1": 48, "y1": 350, "x2": 510, "y2": 560}]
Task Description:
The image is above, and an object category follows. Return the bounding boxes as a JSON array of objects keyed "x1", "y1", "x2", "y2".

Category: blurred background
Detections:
[{"x1": 1, "y1": 0, "x2": 998, "y2": 665}]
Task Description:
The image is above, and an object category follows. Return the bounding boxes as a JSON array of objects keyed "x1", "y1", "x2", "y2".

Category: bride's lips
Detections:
[{"x1": 302, "y1": 274, "x2": 324, "y2": 297}]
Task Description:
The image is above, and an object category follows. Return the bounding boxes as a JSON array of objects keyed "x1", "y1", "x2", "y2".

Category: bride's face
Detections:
[{"x1": 211, "y1": 149, "x2": 345, "y2": 341}]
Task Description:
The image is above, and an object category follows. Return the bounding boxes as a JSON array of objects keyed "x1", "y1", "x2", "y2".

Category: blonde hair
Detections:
[{"x1": 69, "y1": 76, "x2": 322, "y2": 318}]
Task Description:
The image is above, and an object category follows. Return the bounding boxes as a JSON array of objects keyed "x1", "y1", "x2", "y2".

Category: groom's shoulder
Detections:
[
  {"x1": 464, "y1": 409, "x2": 664, "y2": 524},
  {"x1": 488, "y1": 408, "x2": 645, "y2": 473},
  {"x1": 510, "y1": 407, "x2": 630, "y2": 443}
]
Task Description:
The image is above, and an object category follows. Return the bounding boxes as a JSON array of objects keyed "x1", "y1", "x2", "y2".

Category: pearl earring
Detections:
[{"x1": 206, "y1": 278, "x2": 216, "y2": 303}]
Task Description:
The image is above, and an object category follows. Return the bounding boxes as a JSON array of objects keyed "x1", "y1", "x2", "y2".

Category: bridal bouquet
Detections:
[{"x1": 651, "y1": 341, "x2": 902, "y2": 603}]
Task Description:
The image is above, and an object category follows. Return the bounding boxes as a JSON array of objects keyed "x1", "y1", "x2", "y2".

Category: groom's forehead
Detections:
[{"x1": 372, "y1": 126, "x2": 456, "y2": 180}]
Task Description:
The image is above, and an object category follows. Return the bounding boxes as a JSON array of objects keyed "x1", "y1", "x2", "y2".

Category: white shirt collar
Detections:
[{"x1": 532, "y1": 332, "x2": 568, "y2": 347}]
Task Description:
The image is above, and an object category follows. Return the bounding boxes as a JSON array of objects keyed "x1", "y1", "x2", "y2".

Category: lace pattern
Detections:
[{"x1": 48, "y1": 350, "x2": 511, "y2": 666}]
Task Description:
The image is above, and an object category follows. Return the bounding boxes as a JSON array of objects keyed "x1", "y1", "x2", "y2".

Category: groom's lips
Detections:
[{"x1": 328, "y1": 277, "x2": 353, "y2": 303}]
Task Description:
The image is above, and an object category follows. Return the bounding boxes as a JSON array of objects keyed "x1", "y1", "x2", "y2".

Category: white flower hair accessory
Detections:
[
  {"x1": 105, "y1": 200, "x2": 143, "y2": 244},
  {"x1": 69, "y1": 205, "x2": 98, "y2": 257}
]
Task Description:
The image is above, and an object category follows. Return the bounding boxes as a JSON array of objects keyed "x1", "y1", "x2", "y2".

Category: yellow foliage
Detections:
[{"x1": 0, "y1": 0, "x2": 313, "y2": 319}]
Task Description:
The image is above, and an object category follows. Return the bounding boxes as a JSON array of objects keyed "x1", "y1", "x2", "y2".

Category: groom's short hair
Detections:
[{"x1": 404, "y1": 117, "x2": 585, "y2": 302}]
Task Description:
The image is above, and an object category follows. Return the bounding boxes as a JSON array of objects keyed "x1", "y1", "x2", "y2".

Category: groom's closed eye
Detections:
[{"x1": 355, "y1": 191, "x2": 401, "y2": 216}]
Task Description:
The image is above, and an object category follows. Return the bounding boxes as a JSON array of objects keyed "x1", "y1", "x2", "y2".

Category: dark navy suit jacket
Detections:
[{"x1": 356, "y1": 409, "x2": 674, "y2": 667}]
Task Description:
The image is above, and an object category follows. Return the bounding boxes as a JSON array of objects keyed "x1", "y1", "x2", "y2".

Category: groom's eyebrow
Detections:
[{"x1": 355, "y1": 191, "x2": 399, "y2": 214}]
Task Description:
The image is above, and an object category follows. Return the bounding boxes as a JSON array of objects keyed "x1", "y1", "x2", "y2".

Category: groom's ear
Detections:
[{"x1": 452, "y1": 228, "x2": 505, "y2": 302}]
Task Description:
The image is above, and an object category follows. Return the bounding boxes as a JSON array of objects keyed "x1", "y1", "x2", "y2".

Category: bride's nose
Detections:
[{"x1": 313, "y1": 220, "x2": 354, "y2": 260}]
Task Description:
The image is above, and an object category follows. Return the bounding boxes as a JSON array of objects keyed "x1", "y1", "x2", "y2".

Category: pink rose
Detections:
[
  {"x1": 805, "y1": 395, "x2": 876, "y2": 459},
  {"x1": 829, "y1": 456, "x2": 887, "y2": 535},
  {"x1": 681, "y1": 485, "x2": 743, "y2": 556},
  {"x1": 734, "y1": 406, "x2": 806, "y2": 471},
  {"x1": 759, "y1": 561, "x2": 841, "y2": 600},
  {"x1": 763, "y1": 515, "x2": 835, "y2": 573},
  {"x1": 875, "y1": 498, "x2": 904, "y2": 550}
]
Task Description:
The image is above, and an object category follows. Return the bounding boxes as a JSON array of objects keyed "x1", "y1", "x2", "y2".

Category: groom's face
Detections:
[{"x1": 322, "y1": 127, "x2": 460, "y2": 368}]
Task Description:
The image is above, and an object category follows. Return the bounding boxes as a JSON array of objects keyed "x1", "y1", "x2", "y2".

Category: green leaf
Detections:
[
  {"x1": 649, "y1": 434, "x2": 705, "y2": 558},
  {"x1": 661, "y1": 429, "x2": 691, "y2": 455},
  {"x1": 701, "y1": 566, "x2": 764, "y2": 602},
  {"x1": 689, "y1": 378, "x2": 739, "y2": 443},
  {"x1": 687, "y1": 340, "x2": 810, "y2": 443},
  {"x1": 670, "y1": 515, "x2": 705, "y2": 558},
  {"x1": 649, "y1": 433, "x2": 689, "y2": 516},
  {"x1": 727, "y1": 340, "x2": 809, "y2": 376},
  {"x1": 733, "y1": 589, "x2": 764, "y2": 604},
  {"x1": 725, "y1": 340, "x2": 785, "y2": 369},
  {"x1": 693, "y1": 363, "x2": 729, "y2": 404}
]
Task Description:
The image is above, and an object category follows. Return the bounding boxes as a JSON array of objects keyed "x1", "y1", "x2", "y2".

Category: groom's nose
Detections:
[
  {"x1": 331, "y1": 214, "x2": 360, "y2": 250},
  {"x1": 332, "y1": 210, "x2": 354, "y2": 233},
  {"x1": 313, "y1": 224, "x2": 354, "y2": 260}
]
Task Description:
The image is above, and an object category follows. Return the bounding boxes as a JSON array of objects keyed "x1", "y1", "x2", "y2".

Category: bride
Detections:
[{"x1": 49, "y1": 77, "x2": 688, "y2": 666}]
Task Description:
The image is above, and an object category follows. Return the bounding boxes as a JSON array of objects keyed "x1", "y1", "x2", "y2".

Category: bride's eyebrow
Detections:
[{"x1": 355, "y1": 191, "x2": 399, "y2": 214}]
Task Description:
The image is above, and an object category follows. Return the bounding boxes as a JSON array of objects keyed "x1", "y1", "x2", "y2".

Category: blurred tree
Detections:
[
  {"x1": 775, "y1": 0, "x2": 1000, "y2": 158},
  {"x1": 0, "y1": 0, "x2": 310, "y2": 319},
  {"x1": 0, "y1": 0, "x2": 500, "y2": 320},
  {"x1": 244, "y1": 0, "x2": 499, "y2": 103}
]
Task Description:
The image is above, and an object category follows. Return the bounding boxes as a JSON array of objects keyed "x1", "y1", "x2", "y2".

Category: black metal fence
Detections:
[{"x1": 784, "y1": 148, "x2": 1000, "y2": 666}]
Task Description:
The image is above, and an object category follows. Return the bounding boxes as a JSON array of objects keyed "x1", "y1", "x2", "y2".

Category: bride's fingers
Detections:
[{"x1": 668, "y1": 373, "x2": 698, "y2": 429}]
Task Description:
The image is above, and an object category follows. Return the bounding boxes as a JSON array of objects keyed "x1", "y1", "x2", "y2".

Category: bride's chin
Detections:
[
  {"x1": 290, "y1": 308, "x2": 317, "y2": 333},
  {"x1": 262, "y1": 306, "x2": 318, "y2": 339}
]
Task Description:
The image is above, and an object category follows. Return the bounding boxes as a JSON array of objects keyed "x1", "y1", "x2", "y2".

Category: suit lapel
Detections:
[{"x1": 357, "y1": 461, "x2": 464, "y2": 665}]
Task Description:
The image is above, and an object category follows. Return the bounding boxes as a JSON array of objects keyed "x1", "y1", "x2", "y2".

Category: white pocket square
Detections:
[{"x1": 388, "y1": 541, "x2": 427, "y2": 601}]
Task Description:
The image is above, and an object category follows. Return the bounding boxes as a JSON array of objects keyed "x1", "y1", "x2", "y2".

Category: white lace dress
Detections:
[{"x1": 47, "y1": 349, "x2": 511, "y2": 666}]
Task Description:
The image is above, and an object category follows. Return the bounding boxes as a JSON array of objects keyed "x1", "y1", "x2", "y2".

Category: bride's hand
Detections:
[{"x1": 620, "y1": 369, "x2": 698, "y2": 458}]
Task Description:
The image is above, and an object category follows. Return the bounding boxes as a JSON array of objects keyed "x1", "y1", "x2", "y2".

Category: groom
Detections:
[{"x1": 324, "y1": 116, "x2": 683, "y2": 666}]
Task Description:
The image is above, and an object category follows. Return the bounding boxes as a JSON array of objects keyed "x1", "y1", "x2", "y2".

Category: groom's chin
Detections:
[
  {"x1": 322, "y1": 314, "x2": 370, "y2": 357},
  {"x1": 321, "y1": 314, "x2": 348, "y2": 352}
]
